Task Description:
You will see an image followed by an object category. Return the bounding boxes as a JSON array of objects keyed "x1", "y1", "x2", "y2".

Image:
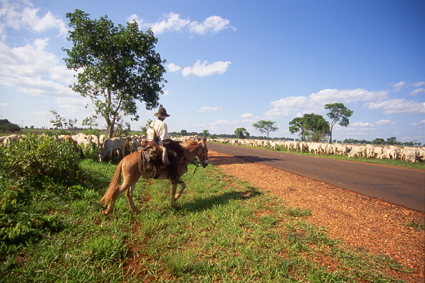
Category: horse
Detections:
[{"x1": 99, "y1": 137, "x2": 209, "y2": 215}]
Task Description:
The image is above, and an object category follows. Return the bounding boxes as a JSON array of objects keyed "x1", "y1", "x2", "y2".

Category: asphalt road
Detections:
[{"x1": 208, "y1": 143, "x2": 425, "y2": 213}]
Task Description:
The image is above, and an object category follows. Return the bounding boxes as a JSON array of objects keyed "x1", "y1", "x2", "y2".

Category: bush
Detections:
[
  {"x1": 0, "y1": 134, "x2": 81, "y2": 186},
  {"x1": 0, "y1": 134, "x2": 80, "y2": 247}
]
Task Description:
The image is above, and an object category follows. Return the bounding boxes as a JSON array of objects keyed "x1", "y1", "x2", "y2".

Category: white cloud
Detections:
[
  {"x1": 211, "y1": 120, "x2": 238, "y2": 128},
  {"x1": 266, "y1": 96, "x2": 322, "y2": 119},
  {"x1": 411, "y1": 120, "x2": 425, "y2": 127},
  {"x1": 373, "y1": 119, "x2": 397, "y2": 126},
  {"x1": 189, "y1": 16, "x2": 236, "y2": 35},
  {"x1": 351, "y1": 121, "x2": 372, "y2": 127},
  {"x1": 128, "y1": 12, "x2": 235, "y2": 35},
  {"x1": 391, "y1": 81, "x2": 407, "y2": 91},
  {"x1": 0, "y1": 39, "x2": 75, "y2": 97},
  {"x1": 414, "y1": 81, "x2": 425, "y2": 87},
  {"x1": 197, "y1": 106, "x2": 222, "y2": 112},
  {"x1": 410, "y1": 88, "x2": 425, "y2": 95},
  {"x1": 0, "y1": 103, "x2": 7, "y2": 107},
  {"x1": 365, "y1": 99, "x2": 425, "y2": 114},
  {"x1": 0, "y1": 0, "x2": 68, "y2": 39},
  {"x1": 149, "y1": 12, "x2": 190, "y2": 34},
  {"x1": 240, "y1": 113, "x2": 253, "y2": 119},
  {"x1": 167, "y1": 63, "x2": 181, "y2": 72},
  {"x1": 309, "y1": 88, "x2": 389, "y2": 104},
  {"x1": 182, "y1": 60, "x2": 231, "y2": 77}
]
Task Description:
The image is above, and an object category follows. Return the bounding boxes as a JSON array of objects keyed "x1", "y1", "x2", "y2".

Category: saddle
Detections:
[{"x1": 138, "y1": 140, "x2": 187, "y2": 179}]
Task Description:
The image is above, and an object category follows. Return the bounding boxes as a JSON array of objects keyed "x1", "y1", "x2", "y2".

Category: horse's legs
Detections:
[
  {"x1": 170, "y1": 180, "x2": 186, "y2": 208},
  {"x1": 103, "y1": 181, "x2": 133, "y2": 214},
  {"x1": 125, "y1": 184, "x2": 139, "y2": 213},
  {"x1": 174, "y1": 182, "x2": 186, "y2": 201}
]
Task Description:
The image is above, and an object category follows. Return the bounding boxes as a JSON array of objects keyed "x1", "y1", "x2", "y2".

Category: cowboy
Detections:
[{"x1": 147, "y1": 107, "x2": 182, "y2": 184}]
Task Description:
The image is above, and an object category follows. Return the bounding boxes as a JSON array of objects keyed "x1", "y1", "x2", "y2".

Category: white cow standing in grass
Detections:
[{"x1": 99, "y1": 137, "x2": 125, "y2": 162}]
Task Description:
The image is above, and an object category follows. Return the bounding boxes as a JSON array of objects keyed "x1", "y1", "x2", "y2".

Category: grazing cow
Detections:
[
  {"x1": 129, "y1": 135, "x2": 146, "y2": 153},
  {"x1": 72, "y1": 133, "x2": 95, "y2": 149},
  {"x1": 99, "y1": 137, "x2": 125, "y2": 162},
  {"x1": 348, "y1": 146, "x2": 367, "y2": 158},
  {"x1": 333, "y1": 144, "x2": 350, "y2": 156},
  {"x1": 307, "y1": 142, "x2": 323, "y2": 154},
  {"x1": 3, "y1": 134, "x2": 20, "y2": 147}
]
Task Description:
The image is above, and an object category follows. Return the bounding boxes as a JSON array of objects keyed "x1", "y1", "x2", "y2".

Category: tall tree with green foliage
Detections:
[
  {"x1": 62, "y1": 10, "x2": 167, "y2": 138},
  {"x1": 324, "y1": 103, "x2": 353, "y2": 143},
  {"x1": 303, "y1": 113, "x2": 330, "y2": 142},
  {"x1": 235, "y1": 127, "x2": 250, "y2": 139},
  {"x1": 203, "y1": 130, "x2": 210, "y2": 137},
  {"x1": 289, "y1": 117, "x2": 307, "y2": 141},
  {"x1": 289, "y1": 114, "x2": 330, "y2": 142},
  {"x1": 252, "y1": 120, "x2": 278, "y2": 139}
]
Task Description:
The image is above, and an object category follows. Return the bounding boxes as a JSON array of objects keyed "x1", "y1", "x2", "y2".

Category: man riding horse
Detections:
[{"x1": 146, "y1": 107, "x2": 183, "y2": 184}]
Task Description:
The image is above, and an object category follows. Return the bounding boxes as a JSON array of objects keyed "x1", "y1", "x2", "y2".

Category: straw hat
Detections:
[{"x1": 153, "y1": 107, "x2": 170, "y2": 118}]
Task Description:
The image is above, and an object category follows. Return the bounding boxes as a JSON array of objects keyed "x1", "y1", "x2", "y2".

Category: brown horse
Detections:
[{"x1": 100, "y1": 137, "x2": 208, "y2": 215}]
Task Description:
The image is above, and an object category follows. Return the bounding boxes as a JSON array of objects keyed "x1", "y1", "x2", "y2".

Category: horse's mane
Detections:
[{"x1": 181, "y1": 139, "x2": 198, "y2": 147}]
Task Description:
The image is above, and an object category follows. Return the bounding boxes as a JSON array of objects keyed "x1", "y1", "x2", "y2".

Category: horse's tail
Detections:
[{"x1": 100, "y1": 159, "x2": 124, "y2": 207}]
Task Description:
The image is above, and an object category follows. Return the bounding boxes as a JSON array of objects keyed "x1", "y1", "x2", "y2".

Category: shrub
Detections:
[
  {"x1": 0, "y1": 134, "x2": 81, "y2": 186},
  {"x1": 0, "y1": 134, "x2": 80, "y2": 247}
]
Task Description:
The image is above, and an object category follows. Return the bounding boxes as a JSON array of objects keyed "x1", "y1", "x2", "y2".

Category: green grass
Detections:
[{"x1": 1, "y1": 157, "x2": 417, "y2": 282}]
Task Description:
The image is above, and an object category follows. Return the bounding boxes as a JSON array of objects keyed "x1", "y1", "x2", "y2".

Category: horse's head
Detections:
[{"x1": 197, "y1": 136, "x2": 209, "y2": 168}]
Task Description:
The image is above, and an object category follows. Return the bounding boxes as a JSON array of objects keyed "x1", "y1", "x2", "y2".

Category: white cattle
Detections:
[
  {"x1": 72, "y1": 133, "x2": 95, "y2": 149},
  {"x1": 99, "y1": 137, "x2": 125, "y2": 162},
  {"x1": 348, "y1": 146, "x2": 366, "y2": 158},
  {"x1": 333, "y1": 144, "x2": 350, "y2": 156},
  {"x1": 307, "y1": 142, "x2": 323, "y2": 154},
  {"x1": 129, "y1": 135, "x2": 146, "y2": 153},
  {"x1": 3, "y1": 134, "x2": 19, "y2": 147}
]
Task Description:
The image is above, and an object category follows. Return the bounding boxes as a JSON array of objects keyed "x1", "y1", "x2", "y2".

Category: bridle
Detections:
[{"x1": 196, "y1": 143, "x2": 208, "y2": 168}]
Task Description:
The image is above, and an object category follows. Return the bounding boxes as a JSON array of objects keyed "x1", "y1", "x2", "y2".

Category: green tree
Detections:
[
  {"x1": 386, "y1": 137, "x2": 398, "y2": 145},
  {"x1": 289, "y1": 117, "x2": 307, "y2": 141},
  {"x1": 252, "y1": 120, "x2": 278, "y2": 139},
  {"x1": 140, "y1": 119, "x2": 152, "y2": 136},
  {"x1": 303, "y1": 113, "x2": 330, "y2": 142},
  {"x1": 234, "y1": 127, "x2": 250, "y2": 139},
  {"x1": 372, "y1": 138, "x2": 385, "y2": 145},
  {"x1": 324, "y1": 103, "x2": 353, "y2": 143},
  {"x1": 82, "y1": 115, "x2": 99, "y2": 130},
  {"x1": 62, "y1": 10, "x2": 167, "y2": 138},
  {"x1": 203, "y1": 130, "x2": 210, "y2": 137},
  {"x1": 50, "y1": 110, "x2": 65, "y2": 130}
]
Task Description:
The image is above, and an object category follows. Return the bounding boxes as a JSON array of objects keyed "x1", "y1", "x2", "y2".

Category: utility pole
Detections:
[{"x1": 20, "y1": 120, "x2": 24, "y2": 128}]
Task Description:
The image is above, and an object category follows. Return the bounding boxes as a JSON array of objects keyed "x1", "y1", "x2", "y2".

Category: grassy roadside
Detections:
[
  {"x1": 211, "y1": 142, "x2": 425, "y2": 171},
  {"x1": 1, "y1": 156, "x2": 413, "y2": 282}
]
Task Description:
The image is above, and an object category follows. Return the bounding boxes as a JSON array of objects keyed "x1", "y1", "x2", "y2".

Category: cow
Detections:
[
  {"x1": 72, "y1": 133, "x2": 95, "y2": 149},
  {"x1": 99, "y1": 137, "x2": 125, "y2": 162},
  {"x1": 348, "y1": 146, "x2": 366, "y2": 158},
  {"x1": 307, "y1": 142, "x2": 323, "y2": 154},
  {"x1": 333, "y1": 144, "x2": 351, "y2": 156}
]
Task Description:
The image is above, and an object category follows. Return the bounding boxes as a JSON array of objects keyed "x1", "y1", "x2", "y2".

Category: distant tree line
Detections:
[{"x1": 0, "y1": 119, "x2": 20, "y2": 132}]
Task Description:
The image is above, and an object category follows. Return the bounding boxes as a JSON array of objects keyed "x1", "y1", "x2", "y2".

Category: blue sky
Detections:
[{"x1": 1, "y1": 0, "x2": 424, "y2": 143}]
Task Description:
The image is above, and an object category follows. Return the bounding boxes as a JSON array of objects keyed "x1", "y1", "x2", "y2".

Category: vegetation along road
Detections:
[{"x1": 208, "y1": 143, "x2": 425, "y2": 213}]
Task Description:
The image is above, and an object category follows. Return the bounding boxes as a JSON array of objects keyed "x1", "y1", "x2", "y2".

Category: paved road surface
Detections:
[{"x1": 208, "y1": 143, "x2": 425, "y2": 213}]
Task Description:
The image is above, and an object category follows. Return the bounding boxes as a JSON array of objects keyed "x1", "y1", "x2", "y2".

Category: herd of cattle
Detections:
[
  {"x1": 0, "y1": 133, "x2": 146, "y2": 162},
  {"x1": 1, "y1": 133, "x2": 424, "y2": 164},
  {"x1": 211, "y1": 138, "x2": 425, "y2": 163}
]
